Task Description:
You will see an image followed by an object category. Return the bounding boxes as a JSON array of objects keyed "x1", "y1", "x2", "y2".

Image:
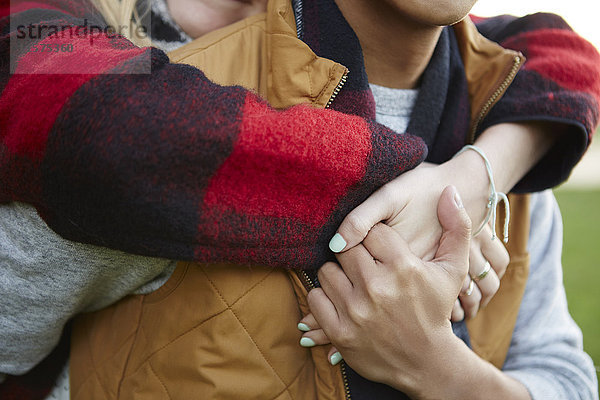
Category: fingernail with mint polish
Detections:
[
  {"x1": 329, "y1": 233, "x2": 347, "y2": 253},
  {"x1": 300, "y1": 337, "x2": 316, "y2": 348},
  {"x1": 297, "y1": 322, "x2": 311, "y2": 332},
  {"x1": 330, "y1": 352, "x2": 343, "y2": 365}
]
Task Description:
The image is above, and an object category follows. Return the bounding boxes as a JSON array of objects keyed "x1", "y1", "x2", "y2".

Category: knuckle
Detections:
[
  {"x1": 368, "y1": 222, "x2": 385, "y2": 235},
  {"x1": 499, "y1": 252, "x2": 510, "y2": 272},
  {"x1": 366, "y1": 279, "x2": 395, "y2": 301},
  {"x1": 321, "y1": 261, "x2": 339, "y2": 274},
  {"x1": 479, "y1": 291, "x2": 492, "y2": 305},
  {"x1": 335, "y1": 326, "x2": 355, "y2": 348},
  {"x1": 452, "y1": 306, "x2": 465, "y2": 322},
  {"x1": 481, "y1": 277, "x2": 500, "y2": 307},
  {"x1": 403, "y1": 258, "x2": 422, "y2": 278},
  {"x1": 489, "y1": 276, "x2": 500, "y2": 294},
  {"x1": 306, "y1": 288, "x2": 324, "y2": 308},
  {"x1": 345, "y1": 213, "x2": 369, "y2": 237},
  {"x1": 318, "y1": 262, "x2": 338, "y2": 281},
  {"x1": 463, "y1": 297, "x2": 481, "y2": 318},
  {"x1": 460, "y1": 293, "x2": 478, "y2": 309},
  {"x1": 377, "y1": 184, "x2": 396, "y2": 206},
  {"x1": 349, "y1": 302, "x2": 371, "y2": 324},
  {"x1": 465, "y1": 305, "x2": 479, "y2": 319},
  {"x1": 307, "y1": 287, "x2": 322, "y2": 300},
  {"x1": 473, "y1": 288, "x2": 482, "y2": 304}
]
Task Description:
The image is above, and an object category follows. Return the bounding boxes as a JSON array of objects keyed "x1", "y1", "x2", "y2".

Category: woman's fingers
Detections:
[
  {"x1": 451, "y1": 298, "x2": 464, "y2": 322},
  {"x1": 457, "y1": 275, "x2": 482, "y2": 319},
  {"x1": 469, "y1": 248, "x2": 500, "y2": 309},
  {"x1": 328, "y1": 182, "x2": 400, "y2": 253},
  {"x1": 479, "y1": 225, "x2": 510, "y2": 281},
  {"x1": 298, "y1": 313, "x2": 320, "y2": 332},
  {"x1": 458, "y1": 223, "x2": 509, "y2": 318},
  {"x1": 299, "y1": 328, "x2": 330, "y2": 347},
  {"x1": 298, "y1": 313, "x2": 341, "y2": 365},
  {"x1": 306, "y1": 288, "x2": 340, "y2": 334},
  {"x1": 470, "y1": 224, "x2": 509, "y2": 308},
  {"x1": 476, "y1": 225, "x2": 510, "y2": 279},
  {"x1": 318, "y1": 262, "x2": 354, "y2": 307},
  {"x1": 328, "y1": 346, "x2": 343, "y2": 366}
]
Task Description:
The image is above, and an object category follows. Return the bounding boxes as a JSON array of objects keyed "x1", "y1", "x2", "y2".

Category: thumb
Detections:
[
  {"x1": 434, "y1": 186, "x2": 471, "y2": 277},
  {"x1": 329, "y1": 188, "x2": 396, "y2": 253}
]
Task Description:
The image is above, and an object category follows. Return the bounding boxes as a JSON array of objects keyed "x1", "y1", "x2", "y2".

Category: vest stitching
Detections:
[
  {"x1": 122, "y1": 267, "x2": 279, "y2": 378},
  {"x1": 72, "y1": 319, "x2": 131, "y2": 399},
  {"x1": 201, "y1": 266, "x2": 278, "y2": 307},
  {"x1": 148, "y1": 360, "x2": 172, "y2": 399},
  {"x1": 116, "y1": 297, "x2": 147, "y2": 399},
  {"x1": 268, "y1": 355, "x2": 313, "y2": 400},
  {"x1": 73, "y1": 335, "x2": 136, "y2": 399},
  {"x1": 143, "y1": 262, "x2": 189, "y2": 304},
  {"x1": 71, "y1": 358, "x2": 111, "y2": 399},
  {"x1": 202, "y1": 270, "x2": 294, "y2": 394},
  {"x1": 124, "y1": 307, "x2": 231, "y2": 378}
]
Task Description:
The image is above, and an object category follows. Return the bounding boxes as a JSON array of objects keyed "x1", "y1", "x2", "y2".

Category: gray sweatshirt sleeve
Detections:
[
  {"x1": 0, "y1": 202, "x2": 176, "y2": 376},
  {"x1": 503, "y1": 190, "x2": 598, "y2": 400}
]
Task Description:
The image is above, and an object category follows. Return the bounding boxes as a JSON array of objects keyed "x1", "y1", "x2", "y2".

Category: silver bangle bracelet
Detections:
[{"x1": 454, "y1": 145, "x2": 510, "y2": 243}]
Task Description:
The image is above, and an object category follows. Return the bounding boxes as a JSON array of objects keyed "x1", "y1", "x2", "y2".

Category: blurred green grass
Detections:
[{"x1": 554, "y1": 189, "x2": 600, "y2": 384}]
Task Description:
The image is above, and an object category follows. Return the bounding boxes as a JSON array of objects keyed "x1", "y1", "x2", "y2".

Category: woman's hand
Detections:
[
  {"x1": 330, "y1": 159, "x2": 508, "y2": 319},
  {"x1": 327, "y1": 122, "x2": 558, "y2": 318},
  {"x1": 453, "y1": 223, "x2": 509, "y2": 321},
  {"x1": 308, "y1": 186, "x2": 471, "y2": 397},
  {"x1": 305, "y1": 187, "x2": 530, "y2": 399},
  {"x1": 329, "y1": 122, "x2": 559, "y2": 256},
  {"x1": 329, "y1": 158, "x2": 489, "y2": 260},
  {"x1": 298, "y1": 194, "x2": 510, "y2": 354}
]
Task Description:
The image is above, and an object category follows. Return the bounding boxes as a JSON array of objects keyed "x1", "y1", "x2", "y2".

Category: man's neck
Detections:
[{"x1": 334, "y1": 0, "x2": 443, "y2": 89}]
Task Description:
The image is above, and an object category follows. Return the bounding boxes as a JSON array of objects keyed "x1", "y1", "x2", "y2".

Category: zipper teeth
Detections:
[
  {"x1": 299, "y1": 270, "x2": 316, "y2": 290},
  {"x1": 340, "y1": 362, "x2": 352, "y2": 399},
  {"x1": 302, "y1": 67, "x2": 350, "y2": 398},
  {"x1": 326, "y1": 69, "x2": 349, "y2": 109},
  {"x1": 470, "y1": 55, "x2": 522, "y2": 142}
]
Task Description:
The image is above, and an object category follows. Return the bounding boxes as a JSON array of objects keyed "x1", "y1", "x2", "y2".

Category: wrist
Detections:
[
  {"x1": 418, "y1": 333, "x2": 472, "y2": 400},
  {"x1": 392, "y1": 328, "x2": 465, "y2": 399},
  {"x1": 437, "y1": 152, "x2": 491, "y2": 231},
  {"x1": 418, "y1": 335, "x2": 531, "y2": 400}
]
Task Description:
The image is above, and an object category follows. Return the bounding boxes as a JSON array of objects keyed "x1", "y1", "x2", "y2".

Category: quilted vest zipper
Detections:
[
  {"x1": 326, "y1": 69, "x2": 349, "y2": 108},
  {"x1": 297, "y1": 66, "x2": 350, "y2": 400},
  {"x1": 297, "y1": 68, "x2": 352, "y2": 400},
  {"x1": 297, "y1": 269, "x2": 352, "y2": 399},
  {"x1": 468, "y1": 55, "x2": 523, "y2": 143}
]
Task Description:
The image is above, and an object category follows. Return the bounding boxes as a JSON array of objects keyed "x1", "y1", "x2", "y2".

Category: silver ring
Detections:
[
  {"x1": 473, "y1": 261, "x2": 491, "y2": 282},
  {"x1": 464, "y1": 279, "x2": 474, "y2": 296}
]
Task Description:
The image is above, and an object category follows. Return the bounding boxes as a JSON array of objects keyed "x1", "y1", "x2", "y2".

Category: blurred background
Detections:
[{"x1": 473, "y1": 0, "x2": 600, "y2": 387}]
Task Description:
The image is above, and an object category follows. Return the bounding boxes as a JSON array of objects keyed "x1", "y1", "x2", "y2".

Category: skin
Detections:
[
  {"x1": 334, "y1": 0, "x2": 477, "y2": 89},
  {"x1": 308, "y1": 187, "x2": 530, "y2": 399},
  {"x1": 167, "y1": 0, "x2": 268, "y2": 38},
  {"x1": 166, "y1": 1, "x2": 560, "y2": 397}
]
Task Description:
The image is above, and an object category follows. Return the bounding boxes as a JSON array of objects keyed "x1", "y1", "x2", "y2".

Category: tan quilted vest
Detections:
[{"x1": 70, "y1": 1, "x2": 531, "y2": 398}]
